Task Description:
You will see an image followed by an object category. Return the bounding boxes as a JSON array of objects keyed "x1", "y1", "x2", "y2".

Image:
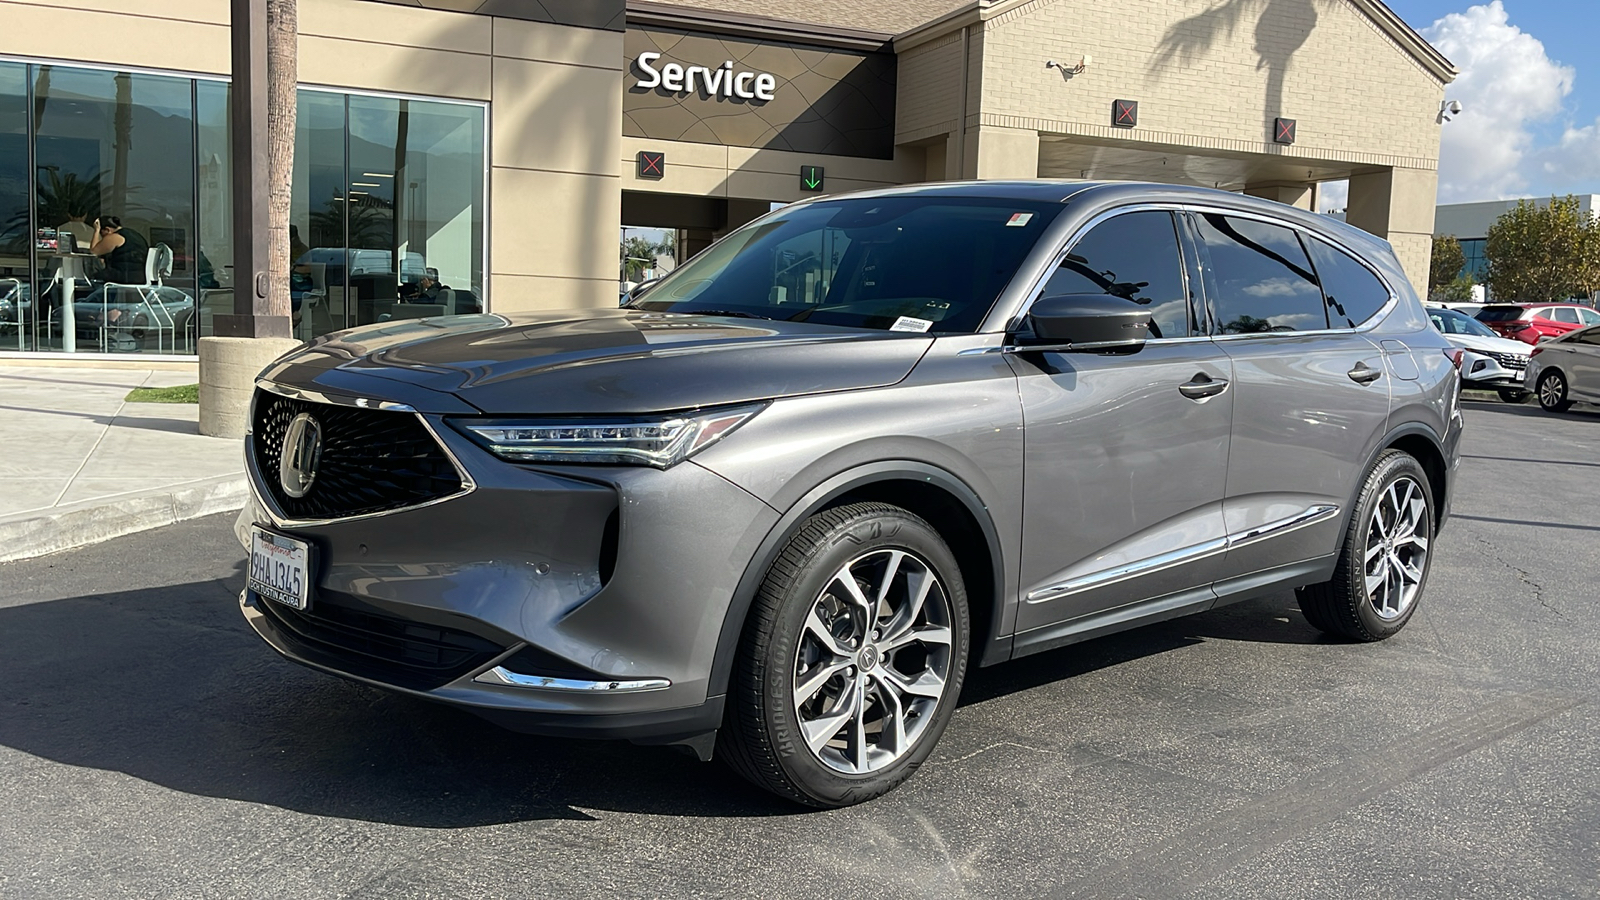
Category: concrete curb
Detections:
[{"x1": 0, "y1": 474, "x2": 249, "y2": 563}]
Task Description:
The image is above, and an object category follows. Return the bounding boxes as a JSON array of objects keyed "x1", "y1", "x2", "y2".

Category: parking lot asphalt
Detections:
[{"x1": 1, "y1": 398, "x2": 1597, "y2": 899}]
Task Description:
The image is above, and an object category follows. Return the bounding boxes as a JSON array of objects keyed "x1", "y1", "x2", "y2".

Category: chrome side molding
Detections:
[
  {"x1": 1025, "y1": 504, "x2": 1341, "y2": 604},
  {"x1": 474, "y1": 666, "x2": 672, "y2": 693},
  {"x1": 1226, "y1": 504, "x2": 1340, "y2": 549},
  {"x1": 1026, "y1": 537, "x2": 1228, "y2": 604}
]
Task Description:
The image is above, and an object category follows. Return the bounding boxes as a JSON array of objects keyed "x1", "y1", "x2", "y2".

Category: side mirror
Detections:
[{"x1": 1021, "y1": 293, "x2": 1150, "y2": 351}]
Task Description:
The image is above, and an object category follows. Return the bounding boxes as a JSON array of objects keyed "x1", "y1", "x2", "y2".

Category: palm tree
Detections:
[
  {"x1": 621, "y1": 234, "x2": 674, "y2": 282},
  {"x1": 266, "y1": 0, "x2": 296, "y2": 320}
]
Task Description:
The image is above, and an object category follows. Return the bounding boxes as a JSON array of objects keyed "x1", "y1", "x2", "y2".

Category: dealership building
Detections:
[{"x1": 0, "y1": 0, "x2": 1454, "y2": 361}]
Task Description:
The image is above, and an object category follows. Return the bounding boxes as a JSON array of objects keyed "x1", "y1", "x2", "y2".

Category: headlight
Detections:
[{"x1": 452, "y1": 404, "x2": 764, "y2": 469}]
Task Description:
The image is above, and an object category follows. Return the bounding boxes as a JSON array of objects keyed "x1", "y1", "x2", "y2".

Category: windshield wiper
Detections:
[{"x1": 682, "y1": 309, "x2": 773, "y2": 320}]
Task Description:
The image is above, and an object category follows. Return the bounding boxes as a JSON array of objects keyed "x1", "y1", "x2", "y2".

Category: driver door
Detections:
[{"x1": 1012, "y1": 210, "x2": 1233, "y2": 638}]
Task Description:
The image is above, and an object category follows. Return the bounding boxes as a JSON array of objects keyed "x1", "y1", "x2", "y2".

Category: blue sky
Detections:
[{"x1": 1379, "y1": 1, "x2": 1600, "y2": 203}]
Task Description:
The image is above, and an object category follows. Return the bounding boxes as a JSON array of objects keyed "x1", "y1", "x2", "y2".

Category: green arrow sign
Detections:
[{"x1": 800, "y1": 165, "x2": 824, "y2": 192}]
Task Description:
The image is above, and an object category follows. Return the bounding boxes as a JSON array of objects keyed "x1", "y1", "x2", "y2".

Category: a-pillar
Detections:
[
  {"x1": 1345, "y1": 167, "x2": 1438, "y2": 292},
  {"x1": 962, "y1": 125, "x2": 1039, "y2": 180},
  {"x1": 1244, "y1": 182, "x2": 1314, "y2": 210}
]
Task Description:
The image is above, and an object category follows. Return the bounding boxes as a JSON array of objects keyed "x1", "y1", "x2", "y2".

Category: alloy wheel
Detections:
[
  {"x1": 1539, "y1": 372, "x2": 1566, "y2": 409},
  {"x1": 792, "y1": 548, "x2": 953, "y2": 775},
  {"x1": 1362, "y1": 476, "x2": 1430, "y2": 620}
]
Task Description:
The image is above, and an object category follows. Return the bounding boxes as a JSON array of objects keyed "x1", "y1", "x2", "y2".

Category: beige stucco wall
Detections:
[
  {"x1": 894, "y1": 0, "x2": 1451, "y2": 288},
  {"x1": 0, "y1": 0, "x2": 625, "y2": 313},
  {"x1": 968, "y1": 0, "x2": 1446, "y2": 171},
  {"x1": 618, "y1": 137, "x2": 925, "y2": 203}
]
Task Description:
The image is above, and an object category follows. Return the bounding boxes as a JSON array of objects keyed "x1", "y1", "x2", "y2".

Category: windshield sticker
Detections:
[
  {"x1": 890, "y1": 316, "x2": 934, "y2": 333},
  {"x1": 1006, "y1": 212, "x2": 1034, "y2": 227}
]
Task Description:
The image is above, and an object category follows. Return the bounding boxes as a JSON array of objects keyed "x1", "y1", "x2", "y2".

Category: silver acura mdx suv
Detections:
[{"x1": 237, "y1": 181, "x2": 1461, "y2": 807}]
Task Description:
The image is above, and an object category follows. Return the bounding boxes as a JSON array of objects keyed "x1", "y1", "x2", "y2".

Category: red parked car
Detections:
[{"x1": 1475, "y1": 303, "x2": 1600, "y2": 345}]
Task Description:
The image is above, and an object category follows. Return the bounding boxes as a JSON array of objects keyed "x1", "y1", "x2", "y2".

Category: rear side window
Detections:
[
  {"x1": 1042, "y1": 211, "x2": 1191, "y2": 339},
  {"x1": 1545, "y1": 307, "x2": 1580, "y2": 324},
  {"x1": 1307, "y1": 238, "x2": 1390, "y2": 328},
  {"x1": 1475, "y1": 306, "x2": 1527, "y2": 322},
  {"x1": 1193, "y1": 213, "x2": 1326, "y2": 334}
]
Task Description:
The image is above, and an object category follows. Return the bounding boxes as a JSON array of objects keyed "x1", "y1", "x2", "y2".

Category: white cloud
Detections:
[
  {"x1": 1316, "y1": 179, "x2": 1348, "y2": 213},
  {"x1": 1537, "y1": 120, "x2": 1600, "y2": 187},
  {"x1": 1422, "y1": 2, "x2": 1573, "y2": 202}
]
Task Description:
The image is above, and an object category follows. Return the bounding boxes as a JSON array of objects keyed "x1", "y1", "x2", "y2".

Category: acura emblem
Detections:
[{"x1": 279, "y1": 412, "x2": 323, "y2": 499}]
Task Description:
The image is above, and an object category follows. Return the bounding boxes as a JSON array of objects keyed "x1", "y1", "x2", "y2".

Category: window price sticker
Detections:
[
  {"x1": 890, "y1": 316, "x2": 934, "y2": 333},
  {"x1": 1006, "y1": 212, "x2": 1034, "y2": 227}
]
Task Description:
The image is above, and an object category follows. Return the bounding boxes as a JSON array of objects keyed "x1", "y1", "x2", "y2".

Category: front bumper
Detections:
[
  {"x1": 1460, "y1": 351, "x2": 1528, "y2": 389},
  {"x1": 238, "y1": 401, "x2": 779, "y2": 744}
]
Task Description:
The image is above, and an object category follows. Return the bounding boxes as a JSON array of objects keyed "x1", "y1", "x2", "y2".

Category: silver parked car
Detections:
[
  {"x1": 236, "y1": 182, "x2": 1462, "y2": 807},
  {"x1": 1425, "y1": 305, "x2": 1532, "y2": 402},
  {"x1": 1522, "y1": 323, "x2": 1600, "y2": 412}
]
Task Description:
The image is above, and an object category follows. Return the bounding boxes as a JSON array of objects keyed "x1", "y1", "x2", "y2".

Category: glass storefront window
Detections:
[
  {"x1": 0, "y1": 59, "x2": 487, "y2": 356},
  {"x1": 0, "y1": 63, "x2": 28, "y2": 350}
]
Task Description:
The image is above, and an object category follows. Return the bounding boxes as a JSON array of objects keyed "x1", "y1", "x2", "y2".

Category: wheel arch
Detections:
[
  {"x1": 1371, "y1": 422, "x2": 1450, "y2": 530},
  {"x1": 707, "y1": 461, "x2": 1008, "y2": 701}
]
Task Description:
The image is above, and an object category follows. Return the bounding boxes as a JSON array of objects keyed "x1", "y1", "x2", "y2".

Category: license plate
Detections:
[{"x1": 248, "y1": 527, "x2": 311, "y2": 610}]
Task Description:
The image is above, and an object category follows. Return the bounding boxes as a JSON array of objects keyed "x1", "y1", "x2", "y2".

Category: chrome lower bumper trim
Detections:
[{"x1": 474, "y1": 666, "x2": 672, "y2": 693}]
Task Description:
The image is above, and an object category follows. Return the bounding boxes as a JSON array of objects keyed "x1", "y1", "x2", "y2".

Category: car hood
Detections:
[
  {"x1": 259, "y1": 310, "x2": 935, "y2": 415},
  {"x1": 1442, "y1": 332, "x2": 1531, "y2": 355}
]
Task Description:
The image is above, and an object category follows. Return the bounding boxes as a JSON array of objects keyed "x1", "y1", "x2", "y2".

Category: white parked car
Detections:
[
  {"x1": 1522, "y1": 324, "x2": 1600, "y2": 413},
  {"x1": 1425, "y1": 305, "x2": 1533, "y2": 402}
]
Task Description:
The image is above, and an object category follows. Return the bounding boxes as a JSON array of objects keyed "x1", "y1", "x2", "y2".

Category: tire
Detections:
[
  {"x1": 719, "y1": 502, "x2": 970, "y2": 808},
  {"x1": 1296, "y1": 450, "x2": 1434, "y2": 642},
  {"x1": 1497, "y1": 388, "x2": 1530, "y2": 404},
  {"x1": 1537, "y1": 369, "x2": 1573, "y2": 412}
]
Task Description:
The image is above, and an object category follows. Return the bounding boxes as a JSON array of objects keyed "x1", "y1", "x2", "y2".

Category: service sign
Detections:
[{"x1": 624, "y1": 28, "x2": 896, "y2": 160}]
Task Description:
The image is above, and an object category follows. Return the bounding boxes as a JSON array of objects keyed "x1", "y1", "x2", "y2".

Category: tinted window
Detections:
[
  {"x1": 1575, "y1": 326, "x2": 1600, "y2": 346},
  {"x1": 1545, "y1": 307, "x2": 1580, "y2": 324},
  {"x1": 1428, "y1": 307, "x2": 1497, "y2": 338},
  {"x1": 632, "y1": 197, "x2": 1064, "y2": 333},
  {"x1": 1474, "y1": 305, "x2": 1527, "y2": 322},
  {"x1": 1193, "y1": 213, "x2": 1325, "y2": 334},
  {"x1": 1042, "y1": 211, "x2": 1190, "y2": 339},
  {"x1": 1307, "y1": 238, "x2": 1390, "y2": 328}
]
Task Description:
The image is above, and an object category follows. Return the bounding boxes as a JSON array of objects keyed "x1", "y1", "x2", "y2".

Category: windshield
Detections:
[
  {"x1": 1429, "y1": 308, "x2": 1497, "y2": 338},
  {"x1": 628, "y1": 196, "x2": 1065, "y2": 333},
  {"x1": 1475, "y1": 305, "x2": 1526, "y2": 322}
]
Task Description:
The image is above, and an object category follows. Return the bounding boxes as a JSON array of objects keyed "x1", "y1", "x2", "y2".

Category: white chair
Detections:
[{"x1": 99, "y1": 244, "x2": 177, "y2": 354}]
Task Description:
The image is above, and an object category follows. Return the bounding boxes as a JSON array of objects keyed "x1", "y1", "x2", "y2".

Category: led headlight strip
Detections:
[{"x1": 453, "y1": 404, "x2": 763, "y2": 469}]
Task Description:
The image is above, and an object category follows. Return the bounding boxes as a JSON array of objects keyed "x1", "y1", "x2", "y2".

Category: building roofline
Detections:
[
  {"x1": 893, "y1": 0, "x2": 1457, "y2": 84},
  {"x1": 625, "y1": 1, "x2": 896, "y2": 52}
]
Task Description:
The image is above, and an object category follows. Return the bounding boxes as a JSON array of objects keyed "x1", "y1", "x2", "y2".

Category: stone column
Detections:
[
  {"x1": 1244, "y1": 182, "x2": 1314, "y2": 210},
  {"x1": 1345, "y1": 167, "x2": 1438, "y2": 294},
  {"x1": 963, "y1": 125, "x2": 1040, "y2": 180}
]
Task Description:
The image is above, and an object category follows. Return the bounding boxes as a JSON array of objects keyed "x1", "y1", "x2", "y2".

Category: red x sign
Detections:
[
  {"x1": 1274, "y1": 118, "x2": 1297, "y2": 144},
  {"x1": 1113, "y1": 99, "x2": 1138, "y2": 128},
  {"x1": 637, "y1": 151, "x2": 665, "y2": 179}
]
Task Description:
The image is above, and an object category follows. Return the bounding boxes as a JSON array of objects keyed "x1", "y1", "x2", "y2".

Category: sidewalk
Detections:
[{"x1": 0, "y1": 365, "x2": 248, "y2": 562}]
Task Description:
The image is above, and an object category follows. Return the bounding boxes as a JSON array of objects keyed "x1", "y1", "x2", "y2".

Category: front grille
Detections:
[
  {"x1": 253, "y1": 594, "x2": 504, "y2": 691},
  {"x1": 1488, "y1": 350, "x2": 1529, "y2": 370},
  {"x1": 251, "y1": 390, "x2": 462, "y2": 520}
]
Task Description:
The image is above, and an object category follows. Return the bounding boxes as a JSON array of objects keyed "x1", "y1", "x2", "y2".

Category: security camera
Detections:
[{"x1": 1447, "y1": 100, "x2": 1462, "y2": 115}]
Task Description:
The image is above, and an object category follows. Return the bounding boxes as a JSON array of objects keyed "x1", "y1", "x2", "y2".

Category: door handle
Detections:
[
  {"x1": 1347, "y1": 362, "x2": 1383, "y2": 385},
  {"x1": 1178, "y1": 374, "x2": 1230, "y2": 400}
]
